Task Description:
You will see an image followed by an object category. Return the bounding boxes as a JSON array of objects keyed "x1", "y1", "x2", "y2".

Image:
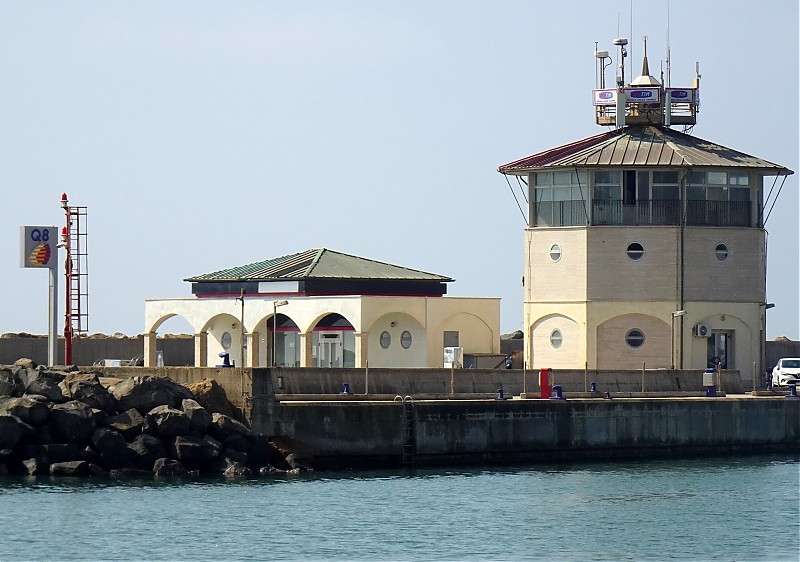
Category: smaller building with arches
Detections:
[{"x1": 143, "y1": 249, "x2": 500, "y2": 369}]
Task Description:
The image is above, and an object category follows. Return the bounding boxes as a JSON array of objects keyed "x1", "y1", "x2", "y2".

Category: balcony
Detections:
[
  {"x1": 591, "y1": 200, "x2": 681, "y2": 226},
  {"x1": 686, "y1": 200, "x2": 752, "y2": 227}
]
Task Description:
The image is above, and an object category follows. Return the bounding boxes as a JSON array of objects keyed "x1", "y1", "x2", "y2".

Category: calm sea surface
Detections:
[{"x1": 0, "y1": 455, "x2": 797, "y2": 561}]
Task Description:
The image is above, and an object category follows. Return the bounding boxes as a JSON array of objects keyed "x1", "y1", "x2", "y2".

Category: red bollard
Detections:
[{"x1": 539, "y1": 368, "x2": 551, "y2": 399}]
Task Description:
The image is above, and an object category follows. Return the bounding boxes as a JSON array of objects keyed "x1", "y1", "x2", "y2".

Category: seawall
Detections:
[{"x1": 256, "y1": 396, "x2": 800, "y2": 468}]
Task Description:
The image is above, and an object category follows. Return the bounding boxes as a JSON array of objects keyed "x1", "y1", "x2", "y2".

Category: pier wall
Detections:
[{"x1": 256, "y1": 397, "x2": 800, "y2": 468}]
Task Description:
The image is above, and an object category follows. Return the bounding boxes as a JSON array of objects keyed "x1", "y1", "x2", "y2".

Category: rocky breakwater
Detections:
[{"x1": 0, "y1": 359, "x2": 312, "y2": 478}]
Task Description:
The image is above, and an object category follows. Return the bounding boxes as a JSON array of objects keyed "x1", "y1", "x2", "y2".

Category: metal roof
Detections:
[
  {"x1": 185, "y1": 248, "x2": 454, "y2": 282},
  {"x1": 498, "y1": 125, "x2": 794, "y2": 175}
]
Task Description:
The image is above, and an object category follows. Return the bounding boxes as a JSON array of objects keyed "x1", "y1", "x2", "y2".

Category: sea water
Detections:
[{"x1": 0, "y1": 455, "x2": 797, "y2": 561}]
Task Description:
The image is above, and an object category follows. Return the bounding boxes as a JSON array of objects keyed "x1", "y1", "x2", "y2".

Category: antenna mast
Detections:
[{"x1": 666, "y1": 0, "x2": 672, "y2": 87}]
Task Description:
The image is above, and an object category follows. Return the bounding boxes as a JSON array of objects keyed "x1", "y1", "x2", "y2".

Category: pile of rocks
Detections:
[{"x1": 0, "y1": 359, "x2": 311, "y2": 478}]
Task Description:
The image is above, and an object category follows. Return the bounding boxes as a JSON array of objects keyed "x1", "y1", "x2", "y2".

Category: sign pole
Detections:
[{"x1": 48, "y1": 265, "x2": 58, "y2": 366}]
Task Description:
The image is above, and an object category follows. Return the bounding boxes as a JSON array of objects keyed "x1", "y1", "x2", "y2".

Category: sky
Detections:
[{"x1": 1, "y1": 0, "x2": 797, "y2": 340}]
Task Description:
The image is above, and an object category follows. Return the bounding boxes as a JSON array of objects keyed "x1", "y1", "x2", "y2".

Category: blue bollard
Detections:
[
  {"x1": 786, "y1": 384, "x2": 798, "y2": 398},
  {"x1": 590, "y1": 381, "x2": 597, "y2": 392},
  {"x1": 550, "y1": 384, "x2": 565, "y2": 400},
  {"x1": 705, "y1": 386, "x2": 717, "y2": 397},
  {"x1": 341, "y1": 382, "x2": 351, "y2": 395},
  {"x1": 496, "y1": 388, "x2": 506, "y2": 400}
]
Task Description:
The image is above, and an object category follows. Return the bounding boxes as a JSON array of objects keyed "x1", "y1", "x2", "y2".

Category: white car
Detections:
[{"x1": 771, "y1": 358, "x2": 800, "y2": 387}]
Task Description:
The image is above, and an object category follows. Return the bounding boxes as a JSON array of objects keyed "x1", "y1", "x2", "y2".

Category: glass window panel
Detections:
[
  {"x1": 653, "y1": 171, "x2": 679, "y2": 184},
  {"x1": 707, "y1": 186, "x2": 726, "y2": 201},
  {"x1": 729, "y1": 173, "x2": 749, "y2": 186},
  {"x1": 626, "y1": 242, "x2": 645, "y2": 261},
  {"x1": 550, "y1": 329, "x2": 563, "y2": 349},
  {"x1": 688, "y1": 185, "x2": 705, "y2": 200},
  {"x1": 553, "y1": 171, "x2": 572, "y2": 185},
  {"x1": 571, "y1": 186, "x2": 586, "y2": 200},
  {"x1": 594, "y1": 170, "x2": 620, "y2": 184},
  {"x1": 625, "y1": 329, "x2": 645, "y2": 348},
  {"x1": 707, "y1": 171, "x2": 727, "y2": 185},
  {"x1": 535, "y1": 172, "x2": 552, "y2": 186},
  {"x1": 637, "y1": 171, "x2": 651, "y2": 200},
  {"x1": 401, "y1": 331, "x2": 412, "y2": 349},
  {"x1": 689, "y1": 171, "x2": 705, "y2": 185},
  {"x1": 714, "y1": 244, "x2": 729, "y2": 261},
  {"x1": 729, "y1": 187, "x2": 751, "y2": 201},
  {"x1": 576, "y1": 171, "x2": 589, "y2": 185},
  {"x1": 652, "y1": 185, "x2": 679, "y2": 200},
  {"x1": 549, "y1": 244, "x2": 562, "y2": 262},
  {"x1": 553, "y1": 186, "x2": 571, "y2": 201},
  {"x1": 535, "y1": 186, "x2": 552, "y2": 201},
  {"x1": 595, "y1": 185, "x2": 622, "y2": 200}
]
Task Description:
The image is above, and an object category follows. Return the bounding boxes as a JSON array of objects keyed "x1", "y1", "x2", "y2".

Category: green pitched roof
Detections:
[{"x1": 185, "y1": 249, "x2": 453, "y2": 283}]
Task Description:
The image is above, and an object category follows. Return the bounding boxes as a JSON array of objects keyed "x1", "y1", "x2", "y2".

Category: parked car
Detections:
[{"x1": 771, "y1": 358, "x2": 800, "y2": 387}]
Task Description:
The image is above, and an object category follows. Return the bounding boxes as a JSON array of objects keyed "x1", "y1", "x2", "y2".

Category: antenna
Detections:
[
  {"x1": 666, "y1": 0, "x2": 672, "y2": 87},
  {"x1": 629, "y1": 0, "x2": 634, "y2": 82},
  {"x1": 613, "y1": 37, "x2": 628, "y2": 86}
]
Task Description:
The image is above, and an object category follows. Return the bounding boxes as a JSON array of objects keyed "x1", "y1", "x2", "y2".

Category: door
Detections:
[
  {"x1": 318, "y1": 332, "x2": 343, "y2": 368},
  {"x1": 707, "y1": 331, "x2": 734, "y2": 369}
]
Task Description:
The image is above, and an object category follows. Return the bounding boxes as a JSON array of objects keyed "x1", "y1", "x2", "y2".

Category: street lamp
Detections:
[
  {"x1": 671, "y1": 310, "x2": 687, "y2": 370},
  {"x1": 272, "y1": 300, "x2": 289, "y2": 366}
]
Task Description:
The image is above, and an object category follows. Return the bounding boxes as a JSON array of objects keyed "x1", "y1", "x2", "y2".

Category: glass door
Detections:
[
  {"x1": 707, "y1": 331, "x2": 734, "y2": 369},
  {"x1": 317, "y1": 332, "x2": 343, "y2": 368}
]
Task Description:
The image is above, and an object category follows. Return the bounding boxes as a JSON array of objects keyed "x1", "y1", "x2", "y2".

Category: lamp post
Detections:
[
  {"x1": 671, "y1": 310, "x2": 687, "y2": 370},
  {"x1": 272, "y1": 300, "x2": 288, "y2": 366}
]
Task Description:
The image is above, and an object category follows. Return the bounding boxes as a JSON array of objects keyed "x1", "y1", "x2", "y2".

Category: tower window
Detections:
[
  {"x1": 714, "y1": 243, "x2": 729, "y2": 261},
  {"x1": 626, "y1": 242, "x2": 645, "y2": 261},
  {"x1": 379, "y1": 331, "x2": 391, "y2": 349},
  {"x1": 625, "y1": 329, "x2": 645, "y2": 348},
  {"x1": 550, "y1": 329, "x2": 563, "y2": 349},
  {"x1": 549, "y1": 244, "x2": 562, "y2": 262}
]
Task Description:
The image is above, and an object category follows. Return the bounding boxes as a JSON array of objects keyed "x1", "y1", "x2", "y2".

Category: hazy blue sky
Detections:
[{"x1": 2, "y1": 0, "x2": 797, "y2": 339}]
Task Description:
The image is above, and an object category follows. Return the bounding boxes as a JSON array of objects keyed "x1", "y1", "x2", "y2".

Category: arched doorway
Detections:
[
  {"x1": 269, "y1": 314, "x2": 300, "y2": 367},
  {"x1": 312, "y1": 313, "x2": 355, "y2": 368}
]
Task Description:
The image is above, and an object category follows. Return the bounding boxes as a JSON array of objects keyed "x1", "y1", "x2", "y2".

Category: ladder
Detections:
[
  {"x1": 66, "y1": 205, "x2": 89, "y2": 334},
  {"x1": 399, "y1": 396, "x2": 415, "y2": 468}
]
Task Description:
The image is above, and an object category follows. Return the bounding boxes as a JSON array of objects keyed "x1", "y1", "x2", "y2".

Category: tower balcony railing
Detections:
[
  {"x1": 686, "y1": 200, "x2": 752, "y2": 227},
  {"x1": 532, "y1": 200, "x2": 754, "y2": 228}
]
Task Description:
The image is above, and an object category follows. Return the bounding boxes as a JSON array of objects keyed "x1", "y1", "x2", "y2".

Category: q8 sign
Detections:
[{"x1": 20, "y1": 226, "x2": 57, "y2": 269}]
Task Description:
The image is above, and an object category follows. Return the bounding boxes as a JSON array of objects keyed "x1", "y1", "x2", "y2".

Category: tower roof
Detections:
[
  {"x1": 498, "y1": 125, "x2": 794, "y2": 175},
  {"x1": 185, "y1": 248, "x2": 453, "y2": 283}
]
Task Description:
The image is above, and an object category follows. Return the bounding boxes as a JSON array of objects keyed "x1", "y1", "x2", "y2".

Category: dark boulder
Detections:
[
  {"x1": 49, "y1": 401, "x2": 96, "y2": 444},
  {"x1": 60, "y1": 373, "x2": 117, "y2": 412},
  {"x1": 127, "y1": 434, "x2": 168, "y2": 471},
  {"x1": 0, "y1": 413, "x2": 34, "y2": 449},
  {"x1": 146, "y1": 405, "x2": 191, "y2": 438},
  {"x1": 210, "y1": 413, "x2": 252, "y2": 442},
  {"x1": 185, "y1": 378, "x2": 241, "y2": 421},
  {"x1": 153, "y1": 458, "x2": 186, "y2": 477},
  {"x1": 0, "y1": 369, "x2": 21, "y2": 397},
  {"x1": 90, "y1": 427, "x2": 130, "y2": 468},
  {"x1": 17, "y1": 369, "x2": 65, "y2": 402},
  {"x1": 0, "y1": 396, "x2": 50, "y2": 427},
  {"x1": 181, "y1": 399, "x2": 212, "y2": 435},
  {"x1": 249, "y1": 435, "x2": 292, "y2": 471},
  {"x1": 170, "y1": 435, "x2": 222, "y2": 466},
  {"x1": 223, "y1": 462, "x2": 252, "y2": 478},
  {"x1": 50, "y1": 460, "x2": 90, "y2": 476},
  {"x1": 13, "y1": 358, "x2": 36, "y2": 370},
  {"x1": 21, "y1": 458, "x2": 47, "y2": 476},
  {"x1": 101, "y1": 408, "x2": 144, "y2": 440},
  {"x1": 110, "y1": 376, "x2": 192, "y2": 414},
  {"x1": 88, "y1": 463, "x2": 108, "y2": 477},
  {"x1": 39, "y1": 443, "x2": 83, "y2": 463}
]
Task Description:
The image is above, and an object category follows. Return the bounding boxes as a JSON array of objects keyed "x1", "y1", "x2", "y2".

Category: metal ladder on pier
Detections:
[
  {"x1": 66, "y1": 204, "x2": 89, "y2": 334},
  {"x1": 396, "y1": 395, "x2": 415, "y2": 468}
]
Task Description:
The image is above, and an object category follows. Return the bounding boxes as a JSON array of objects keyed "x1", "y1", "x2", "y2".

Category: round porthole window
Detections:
[
  {"x1": 625, "y1": 329, "x2": 645, "y2": 348},
  {"x1": 626, "y1": 242, "x2": 645, "y2": 261},
  {"x1": 549, "y1": 244, "x2": 562, "y2": 262},
  {"x1": 401, "y1": 331, "x2": 412, "y2": 349},
  {"x1": 379, "y1": 331, "x2": 391, "y2": 349},
  {"x1": 550, "y1": 329, "x2": 563, "y2": 349},
  {"x1": 221, "y1": 332, "x2": 232, "y2": 350},
  {"x1": 715, "y1": 243, "x2": 728, "y2": 261}
]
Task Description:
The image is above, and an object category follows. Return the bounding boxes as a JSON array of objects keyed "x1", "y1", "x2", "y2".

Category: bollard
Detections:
[
  {"x1": 786, "y1": 384, "x2": 798, "y2": 398},
  {"x1": 590, "y1": 381, "x2": 597, "y2": 392},
  {"x1": 550, "y1": 384, "x2": 565, "y2": 400},
  {"x1": 705, "y1": 386, "x2": 717, "y2": 397},
  {"x1": 341, "y1": 382, "x2": 351, "y2": 395},
  {"x1": 496, "y1": 388, "x2": 506, "y2": 401},
  {"x1": 539, "y1": 368, "x2": 551, "y2": 399}
]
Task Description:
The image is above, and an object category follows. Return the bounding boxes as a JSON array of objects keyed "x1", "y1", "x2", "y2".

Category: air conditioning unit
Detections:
[{"x1": 693, "y1": 324, "x2": 711, "y2": 337}]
